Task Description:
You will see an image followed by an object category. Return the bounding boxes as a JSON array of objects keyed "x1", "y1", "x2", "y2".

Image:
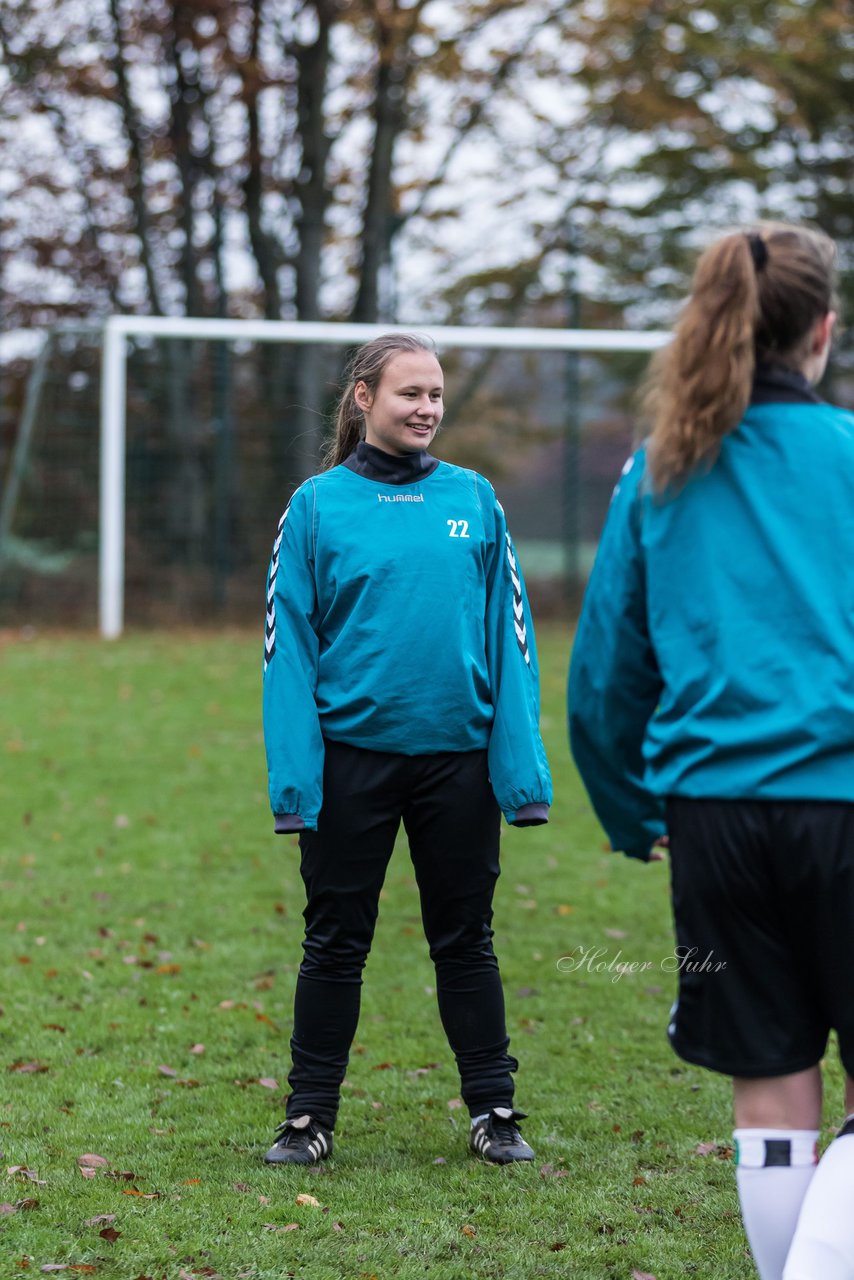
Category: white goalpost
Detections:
[{"x1": 99, "y1": 315, "x2": 669, "y2": 639}]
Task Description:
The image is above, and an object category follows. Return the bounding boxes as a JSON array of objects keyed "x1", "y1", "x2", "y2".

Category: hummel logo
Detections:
[{"x1": 377, "y1": 493, "x2": 424, "y2": 503}]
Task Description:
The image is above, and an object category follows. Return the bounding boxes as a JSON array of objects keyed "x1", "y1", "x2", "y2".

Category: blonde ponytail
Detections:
[{"x1": 644, "y1": 223, "x2": 836, "y2": 492}]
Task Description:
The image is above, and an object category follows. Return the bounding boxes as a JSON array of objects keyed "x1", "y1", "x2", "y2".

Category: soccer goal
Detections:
[{"x1": 0, "y1": 317, "x2": 668, "y2": 637}]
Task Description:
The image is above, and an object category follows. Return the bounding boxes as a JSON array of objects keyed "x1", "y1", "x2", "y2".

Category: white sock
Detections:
[
  {"x1": 734, "y1": 1128, "x2": 819, "y2": 1280},
  {"x1": 784, "y1": 1116, "x2": 854, "y2": 1280}
]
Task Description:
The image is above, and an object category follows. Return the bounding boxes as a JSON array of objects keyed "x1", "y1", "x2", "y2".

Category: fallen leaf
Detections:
[
  {"x1": 461, "y1": 1224, "x2": 476, "y2": 1237},
  {"x1": 295, "y1": 1193, "x2": 321, "y2": 1207},
  {"x1": 550, "y1": 1242, "x2": 567, "y2": 1251},
  {"x1": 694, "y1": 1142, "x2": 734, "y2": 1159},
  {"x1": 77, "y1": 1154, "x2": 108, "y2": 1169},
  {"x1": 99, "y1": 1226, "x2": 121, "y2": 1243},
  {"x1": 84, "y1": 1214, "x2": 115, "y2": 1226},
  {"x1": 39, "y1": 1267, "x2": 68, "y2": 1274},
  {"x1": 263, "y1": 1223, "x2": 299, "y2": 1232},
  {"x1": 605, "y1": 928, "x2": 627, "y2": 939},
  {"x1": 372, "y1": 1062, "x2": 394, "y2": 1071},
  {"x1": 432, "y1": 1157, "x2": 446, "y2": 1165},
  {"x1": 157, "y1": 1065, "x2": 178, "y2": 1078},
  {"x1": 447, "y1": 1098, "x2": 463, "y2": 1110},
  {"x1": 332, "y1": 1221, "x2": 345, "y2": 1231},
  {"x1": 189, "y1": 1044, "x2": 205, "y2": 1055},
  {"x1": 8, "y1": 1061, "x2": 48, "y2": 1074},
  {"x1": 233, "y1": 1182, "x2": 251, "y2": 1193},
  {"x1": 78, "y1": 1168, "x2": 96, "y2": 1180},
  {"x1": 0, "y1": 1203, "x2": 16, "y2": 1214},
  {"x1": 43, "y1": 1025, "x2": 66, "y2": 1034},
  {"x1": 257, "y1": 1078, "x2": 278, "y2": 1090},
  {"x1": 156, "y1": 964, "x2": 181, "y2": 975},
  {"x1": 15, "y1": 1198, "x2": 39, "y2": 1210},
  {"x1": 631, "y1": 1272, "x2": 658, "y2": 1280},
  {"x1": 183, "y1": 1179, "x2": 201, "y2": 1185},
  {"x1": 7, "y1": 1167, "x2": 46, "y2": 1185}
]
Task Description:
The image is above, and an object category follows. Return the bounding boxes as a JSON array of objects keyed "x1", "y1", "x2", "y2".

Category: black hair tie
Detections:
[{"x1": 747, "y1": 232, "x2": 768, "y2": 272}]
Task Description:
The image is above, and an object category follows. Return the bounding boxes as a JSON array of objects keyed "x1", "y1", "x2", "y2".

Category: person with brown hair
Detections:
[
  {"x1": 568, "y1": 223, "x2": 854, "y2": 1280},
  {"x1": 262, "y1": 332, "x2": 552, "y2": 1167}
]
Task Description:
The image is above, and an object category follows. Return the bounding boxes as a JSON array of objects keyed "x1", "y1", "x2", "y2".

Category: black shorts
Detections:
[{"x1": 666, "y1": 797, "x2": 854, "y2": 1079}]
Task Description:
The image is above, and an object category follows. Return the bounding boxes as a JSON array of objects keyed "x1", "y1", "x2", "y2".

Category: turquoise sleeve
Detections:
[
  {"x1": 482, "y1": 481, "x2": 553, "y2": 825},
  {"x1": 262, "y1": 483, "x2": 325, "y2": 830},
  {"x1": 567, "y1": 451, "x2": 665, "y2": 860}
]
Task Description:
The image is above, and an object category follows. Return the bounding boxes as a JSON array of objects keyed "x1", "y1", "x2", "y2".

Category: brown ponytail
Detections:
[
  {"x1": 321, "y1": 332, "x2": 437, "y2": 470},
  {"x1": 644, "y1": 223, "x2": 837, "y2": 492}
]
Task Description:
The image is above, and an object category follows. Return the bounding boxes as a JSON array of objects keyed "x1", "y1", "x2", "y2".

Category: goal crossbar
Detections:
[{"x1": 99, "y1": 316, "x2": 669, "y2": 638}]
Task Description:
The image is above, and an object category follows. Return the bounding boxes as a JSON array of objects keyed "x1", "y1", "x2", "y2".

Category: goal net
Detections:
[{"x1": 0, "y1": 318, "x2": 666, "y2": 636}]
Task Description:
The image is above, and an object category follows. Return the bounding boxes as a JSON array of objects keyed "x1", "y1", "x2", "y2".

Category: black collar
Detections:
[
  {"x1": 751, "y1": 363, "x2": 822, "y2": 406},
  {"x1": 342, "y1": 440, "x2": 439, "y2": 485}
]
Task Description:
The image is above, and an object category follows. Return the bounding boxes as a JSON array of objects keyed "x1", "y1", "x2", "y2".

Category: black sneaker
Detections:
[
  {"x1": 263, "y1": 1114, "x2": 333, "y2": 1165},
  {"x1": 470, "y1": 1108, "x2": 534, "y2": 1164}
]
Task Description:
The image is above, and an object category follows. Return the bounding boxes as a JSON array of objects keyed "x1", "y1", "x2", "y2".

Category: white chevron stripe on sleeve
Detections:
[
  {"x1": 505, "y1": 532, "x2": 530, "y2": 666},
  {"x1": 263, "y1": 499, "x2": 293, "y2": 673}
]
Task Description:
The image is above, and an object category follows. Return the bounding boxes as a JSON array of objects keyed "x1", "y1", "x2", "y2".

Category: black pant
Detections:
[{"x1": 285, "y1": 741, "x2": 518, "y2": 1129}]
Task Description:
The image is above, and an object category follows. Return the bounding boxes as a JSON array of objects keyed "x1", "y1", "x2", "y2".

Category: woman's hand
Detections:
[{"x1": 649, "y1": 833, "x2": 669, "y2": 862}]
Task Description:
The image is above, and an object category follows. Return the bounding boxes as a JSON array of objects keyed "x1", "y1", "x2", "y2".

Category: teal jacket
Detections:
[
  {"x1": 569, "y1": 369, "x2": 854, "y2": 860},
  {"x1": 264, "y1": 443, "x2": 552, "y2": 831}
]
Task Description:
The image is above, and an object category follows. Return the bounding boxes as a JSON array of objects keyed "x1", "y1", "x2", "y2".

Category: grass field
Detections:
[{"x1": 1, "y1": 625, "x2": 826, "y2": 1279}]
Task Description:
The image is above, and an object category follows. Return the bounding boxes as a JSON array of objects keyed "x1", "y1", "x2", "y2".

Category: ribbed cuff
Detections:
[
  {"x1": 274, "y1": 813, "x2": 306, "y2": 834},
  {"x1": 509, "y1": 803, "x2": 549, "y2": 827}
]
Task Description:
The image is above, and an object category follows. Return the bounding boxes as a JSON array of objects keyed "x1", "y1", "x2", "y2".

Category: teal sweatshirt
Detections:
[
  {"x1": 569, "y1": 369, "x2": 854, "y2": 860},
  {"x1": 263, "y1": 443, "x2": 552, "y2": 830}
]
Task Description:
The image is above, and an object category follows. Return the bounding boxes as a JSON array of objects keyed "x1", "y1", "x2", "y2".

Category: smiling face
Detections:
[{"x1": 355, "y1": 350, "x2": 445, "y2": 456}]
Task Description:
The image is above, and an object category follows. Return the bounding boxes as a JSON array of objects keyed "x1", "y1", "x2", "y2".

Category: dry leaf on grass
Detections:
[
  {"x1": 7, "y1": 1167, "x2": 46, "y2": 1185},
  {"x1": 295, "y1": 1193, "x2": 321, "y2": 1207}
]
